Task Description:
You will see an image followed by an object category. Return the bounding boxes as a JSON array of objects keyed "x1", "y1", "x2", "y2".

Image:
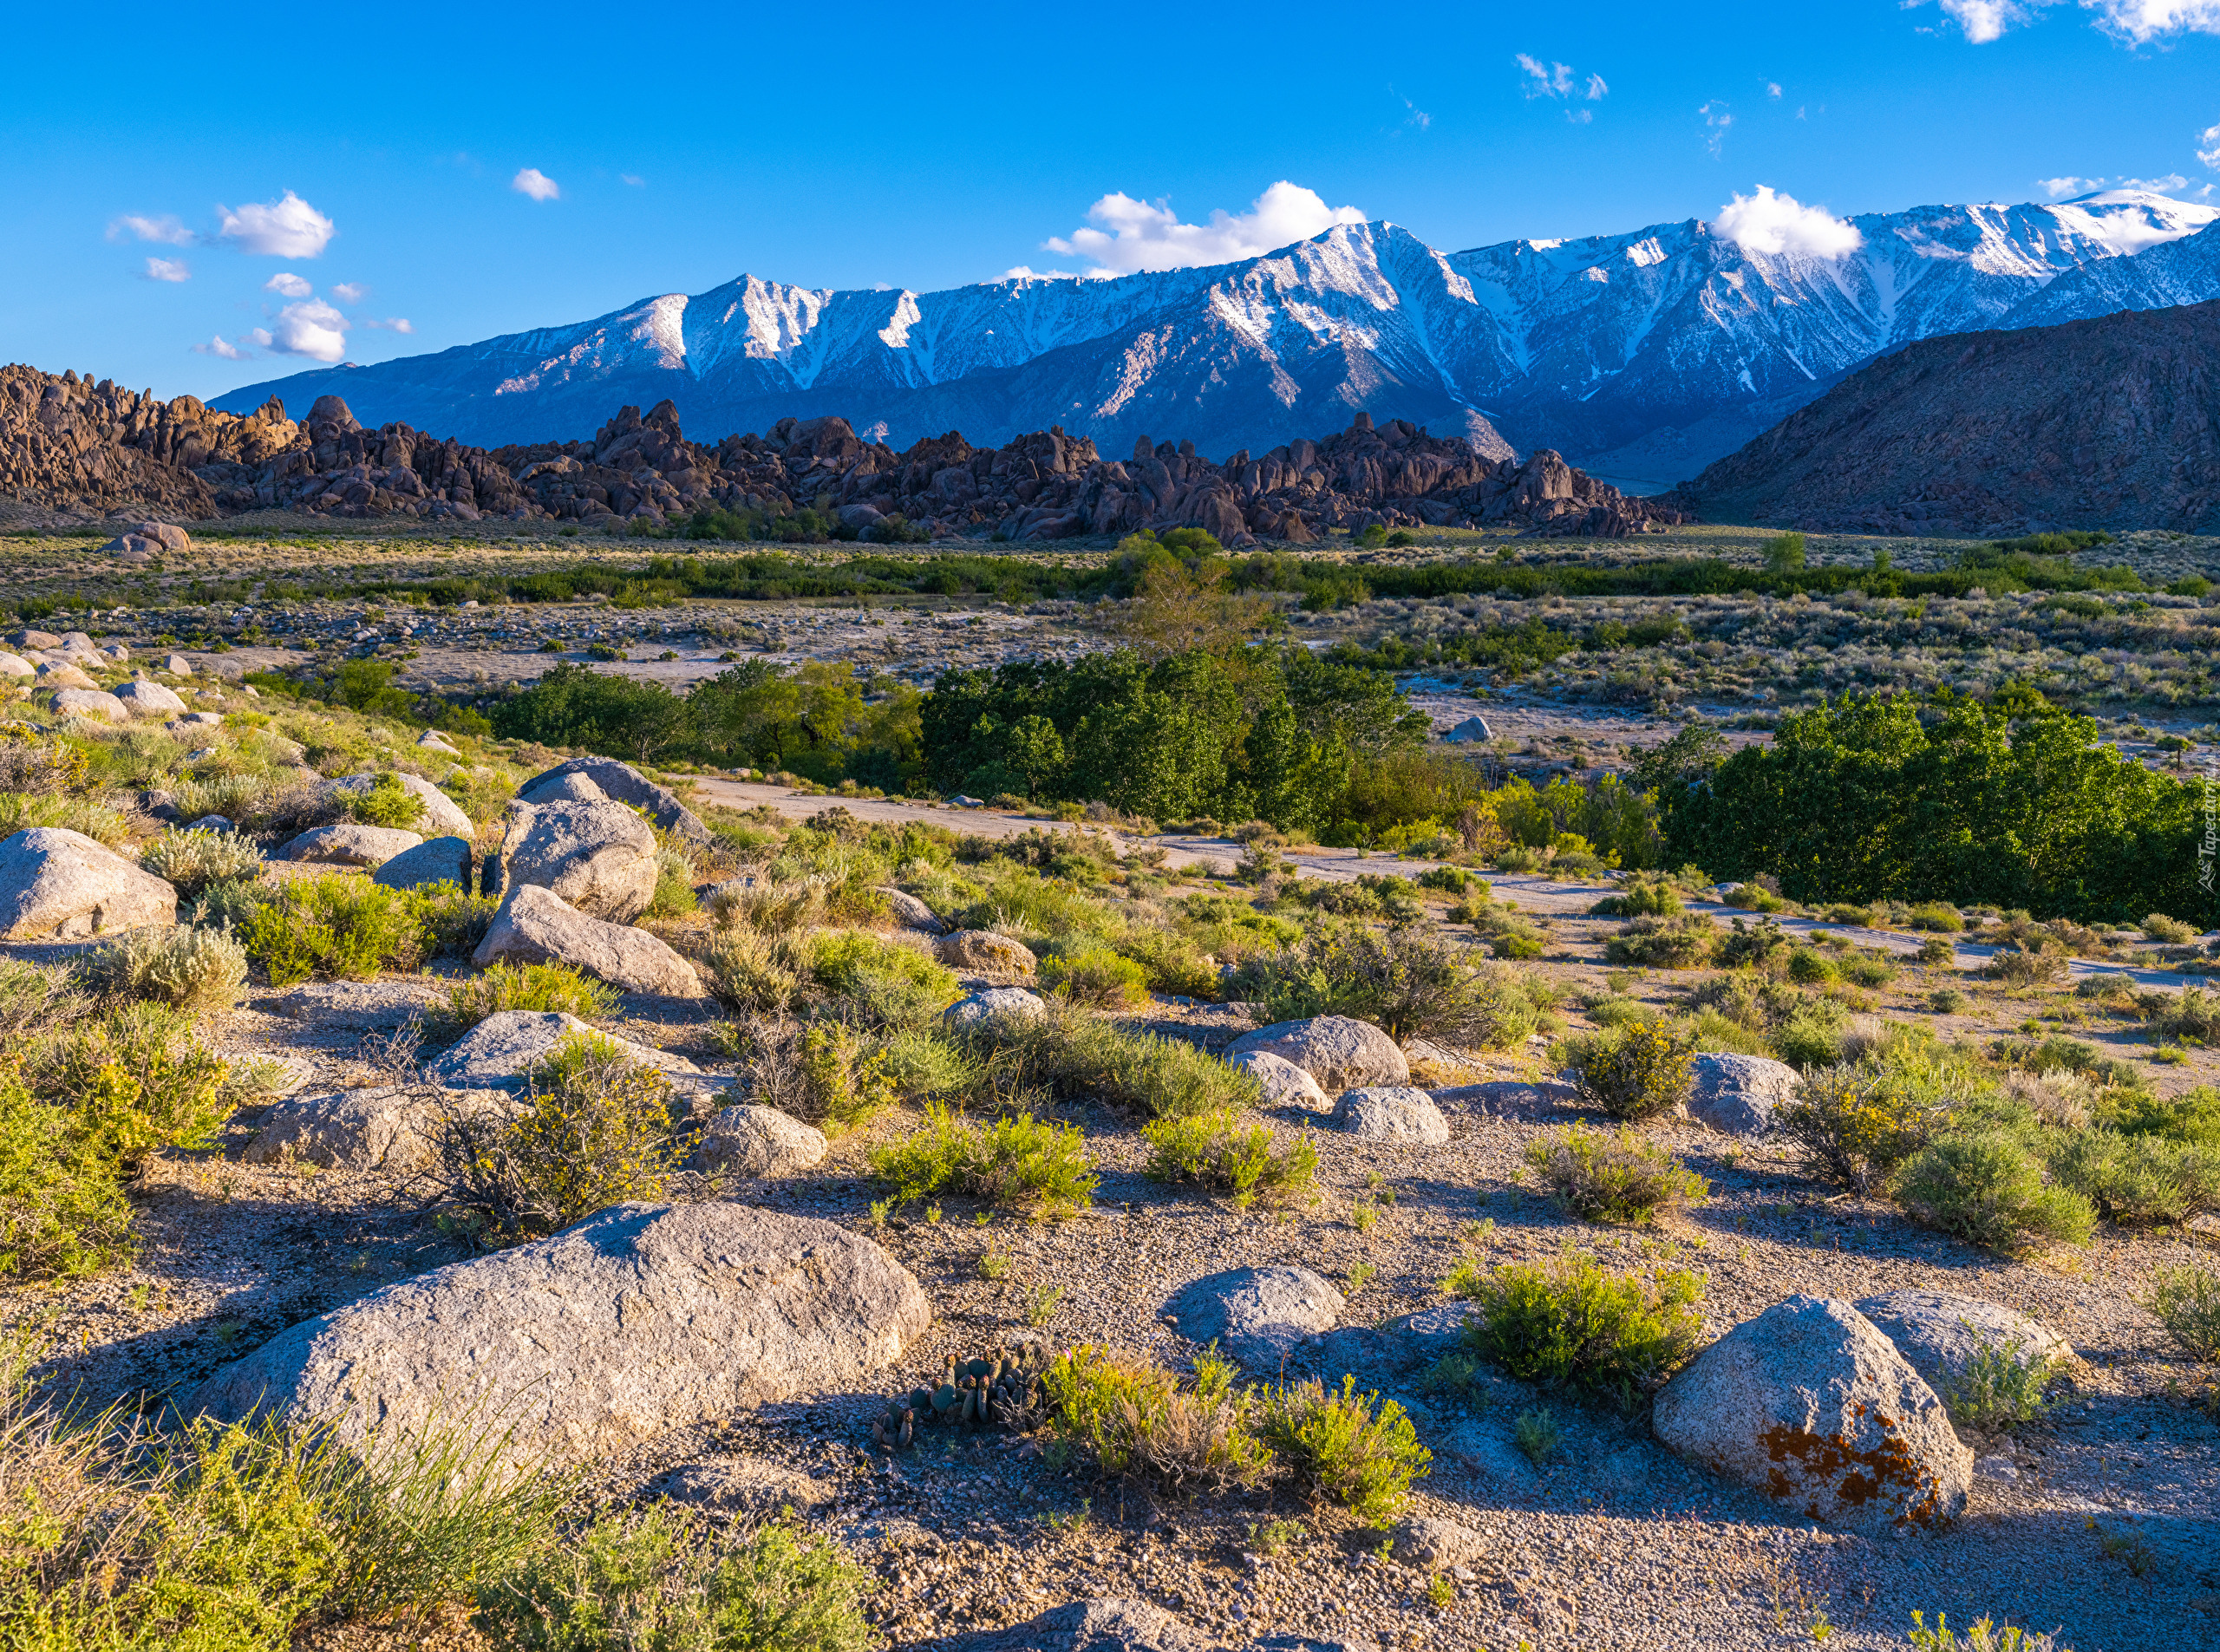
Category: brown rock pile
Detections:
[{"x1": 0, "y1": 365, "x2": 298, "y2": 517}]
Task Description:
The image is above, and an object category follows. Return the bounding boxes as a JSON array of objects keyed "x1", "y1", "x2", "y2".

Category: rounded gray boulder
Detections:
[
  {"x1": 1226, "y1": 1015, "x2": 1409, "y2": 1094},
  {"x1": 371, "y1": 834, "x2": 474, "y2": 892},
  {"x1": 0, "y1": 826, "x2": 177, "y2": 940},
  {"x1": 472, "y1": 883, "x2": 705, "y2": 997},
  {"x1": 496, "y1": 799, "x2": 659, "y2": 922},
  {"x1": 1166, "y1": 1264, "x2": 1343, "y2": 1369},
  {"x1": 1686, "y1": 1053, "x2": 1799, "y2": 1137},
  {"x1": 699, "y1": 1104, "x2": 829, "y2": 1178},
  {"x1": 1852, "y1": 1289, "x2": 2075, "y2": 1391},
  {"x1": 1329, "y1": 1086, "x2": 1450, "y2": 1144}
]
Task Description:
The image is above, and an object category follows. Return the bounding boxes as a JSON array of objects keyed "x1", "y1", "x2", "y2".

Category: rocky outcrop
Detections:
[
  {"x1": 278, "y1": 823, "x2": 423, "y2": 866},
  {"x1": 244, "y1": 1086, "x2": 506, "y2": 1173},
  {"x1": 0, "y1": 826, "x2": 177, "y2": 939},
  {"x1": 515, "y1": 756, "x2": 710, "y2": 846},
  {"x1": 187, "y1": 1203, "x2": 933, "y2": 1480},
  {"x1": 1672, "y1": 300, "x2": 2220, "y2": 535},
  {"x1": 943, "y1": 986, "x2": 1048, "y2": 1033},
  {"x1": 326, "y1": 772, "x2": 473, "y2": 838},
  {"x1": 493, "y1": 799, "x2": 659, "y2": 923},
  {"x1": 1227, "y1": 1016, "x2": 1409, "y2": 1094},
  {"x1": 472, "y1": 883, "x2": 705, "y2": 996},
  {"x1": 370, "y1": 835, "x2": 474, "y2": 892},
  {"x1": 1227, "y1": 1049, "x2": 1326, "y2": 1110}
]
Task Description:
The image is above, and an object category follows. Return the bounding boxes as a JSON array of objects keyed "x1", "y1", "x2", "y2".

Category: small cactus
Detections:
[{"x1": 872, "y1": 1340, "x2": 1053, "y2": 1448}]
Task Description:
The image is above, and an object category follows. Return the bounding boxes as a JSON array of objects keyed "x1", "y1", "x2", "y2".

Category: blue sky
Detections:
[{"x1": 5, "y1": 0, "x2": 2217, "y2": 402}]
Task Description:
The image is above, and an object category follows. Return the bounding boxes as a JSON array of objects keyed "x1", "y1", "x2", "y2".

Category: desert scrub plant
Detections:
[
  {"x1": 189, "y1": 877, "x2": 271, "y2": 933},
  {"x1": 725, "y1": 1018, "x2": 897, "y2": 1131},
  {"x1": 76, "y1": 924, "x2": 248, "y2": 1013},
  {"x1": 1044, "y1": 1344, "x2": 1273, "y2": 1500},
  {"x1": 1142, "y1": 1108, "x2": 1317, "y2": 1209},
  {"x1": 2143, "y1": 985, "x2": 2220, "y2": 1047},
  {"x1": 343, "y1": 770, "x2": 427, "y2": 829},
  {"x1": 869, "y1": 1103, "x2": 1097, "y2": 1217},
  {"x1": 1602, "y1": 914, "x2": 1716, "y2": 969},
  {"x1": 1038, "y1": 943, "x2": 1150, "y2": 1009},
  {"x1": 993, "y1": 1008, "x2": 1260, "y2": 1120},
  {"x1": 1512, "y1": 1407, "x2": 1561, "y2": 1466},
  {"x1": 1775, "y1": 1054, "x2": 1962, "y2": 1195},
  {"x1": 437, "y1": 1033, "x2": 697, "y2": 1244},
  {"x1": 1941, "y1": 1335, "x2": 2065, "y2": 1433},
  {"x1": 241, "y1": 874, "x2": 424, "y2": 984},
  {"x1": 0, "y1": 1063, "x2": 134, "y2": 1277},
  {"x1": 2141, "y1": 912, "x2": 2197, "y2": 944},
  {"x1": 873, "y1": 1026, "x2": 983, "y2": 1102},
  {"x1": 644, "y1": 842, "x2": 698, "y2": 920},
  {"x1": 138, "y1": 826, "x2": 265, "y2": 897},
  {"x1": 1905, "y1": 1612, "x2": 2073, "y2": 1651},
  {"x1": 806, "y1": 929, "x2": 959, "y2": 1027},
  {"x1": 1984, "y1": 944, "x2": 2068, "y2": 987},
  {"x1": 30, "y1": 1001, "x2": 233, "y2": 1176},
  {"x1": 417, "y1": 881, "x2": 500, "y2": 957},
  {"x1": 1446, "y1": 1247, "x2": 1704, "y2": 1395},
  {"x1": 1893, "y1": 1133, "x2": 2095, "y2": 1253},
  {"x1": 1590, "y1": 877, "x2": 1681, "y2": 918},
  {"x1": 2144, "y1": 1262, "x2": 2220, "y2": 1361},
  {"x1": 447, "y1": 962, "x2": 619, "y2": 1028},
  {"x1": 471, "y1": 1505, "x2": 872, "y2": 1652},
  {"x1": 1231, "y1": 927, "x2": 1551, "y2": 1046},
  {"x1": 698, "y1": 925, "x2": 800, "y2": 1015},
  {"x1": 1567, "y1": 1019, "x2": 1697, "y2": 1122},
  {"x1": 1257, "y1": 1375, "x2": 1431, "y2": 1522},
  {"x1": 2042, "y1": 1128, "x2": 2220, "y2": 1225},
  {"x1": 1524, "y1": 1124, "x2": 1707, "y2": 1224},
  {"x1": 0, "y1": 789, "x2": 130, "y2": 846}
]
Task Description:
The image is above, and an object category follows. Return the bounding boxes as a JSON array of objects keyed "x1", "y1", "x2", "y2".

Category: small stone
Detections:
[
  {"x1": 1390, "y1": 1515, "x2": 1484, "y2": 1571},
  {"x1": 877, "y1": 886, "x2": 945, "y2": 934},
  {"x1": 698, "y1": 1104, "x2": 829, "y2": 1177},
  {"x1": 935, "y1": 929, "x2": 1037, "y2": 975},
  {"x1": 943, "y1": 986, "x2": 1048, "y2": 1032}
]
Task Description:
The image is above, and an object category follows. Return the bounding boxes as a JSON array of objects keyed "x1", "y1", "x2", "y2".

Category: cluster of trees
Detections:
[{"x1": 1661, "y1": 689, "x2": 2210, "y2": 924}]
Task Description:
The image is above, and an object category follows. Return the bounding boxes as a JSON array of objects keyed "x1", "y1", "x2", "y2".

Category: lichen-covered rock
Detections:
[
  {"x1": 699, "y1": 1105, "x2": 828, "y2": 1178},
  {"x1": 1686, "y1": 1053, "x2": 1799, "y2": 1138},
  {"x1": 371, "y1": 834, "x2": 473, "y2": 892},
  {"x1": 935, "y1": 929, "x2": 1037, "y2": 975},
  {"x1": 1228, "y1": 1048, "x2": 1329, "y2": 1110},
  {"x1": 1852, "y1": 1290, "x2": 2075, "y2": 1391},
  {"x1": 1166, "y1": 1265, "x2": 1342, "y2": 1370},
  {"x1": 0, "y1": 826, "x2": 176, "y2": 940},
  {"x1": 1651, "y1": 1295, "x2": 1972, "y2": 1535},
  {"x1": 279, "y1": 823, "x2": 423, "y2": 866},
  {"x1": 473, "y1": 883, "x2": 705, "y2": 996},
  {"x1": 878, "y1": 886, "x2": 945, "y2": 934},
  {"x1": 187, "y1": 1205, "x2": 932, "y2": 1481},
  {"x1": 496, "y1": 799, "x2": 659, "y2": 922},
  {"x1": 1329, "y1": 1086, "x2": 1450, "y2": 1144},
  {"x1": 1227, "y1": 1015, "x2": 1409, "y2": 1094}
]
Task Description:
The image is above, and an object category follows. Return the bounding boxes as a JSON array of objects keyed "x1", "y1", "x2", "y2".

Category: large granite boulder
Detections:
[
  {"x1": 943, "y1": 986, "x2": 1048, "y2": 1033},
  {"x1": 1651, "y1": 1295, "x2": 1973, "y2": 1535},
  {"x1": 47, "y1": 687, "x2": 125, "y2": 722},
  {"x1": 113, "y1": 679, "x2": 188, "y2": 719},
  {"x1": 424, "y1": 1009, "x2": 708, "y2": 1091},
  {"x1": 1329, "y1": 1086, "x2": 1450, "y2": 1144},
  {"x1": 243, "y1": 1086, "x2": 510, "y2": 1173},
  {"x1": 0, "y1": 653, "x2": 31, "y2": 679},
  {"x1": 371, "y1": 835, "x2": 474, "y2": 892},
  {"x1": 1166, "y1": 1265, "x2": 1342, "y2": 1370},
  {"x1": 279, "y1": 823, "x2": 423, "y2": 866},
  {"x1": 327, "y1": 772, "x2": 473, "y2": 838},
  {"x1": 935, "y1": 929, "x2": 1037, "y2": 975},
  {"x1": 473, "y1": 883, "x2": 704, "y2": 997},
  {"x1": 517, "y1": 756, "x2": 710, "y2": 847},
  {"x1": 698, "y1": 1105, "x2": 829, "y2": 1178},
  {"x1": 1228, "y1": 1048, "x2": 1328, "y2": 1110},
  {"x1": 0, "y1": 826, "x2": 176, "y2": 940},
  {"x1": 1852, "y1": 1290, "x2": 2075, "y2": 1392},
  {"x1": 495, "y1": 800, "x2": 659, "y2": 922},
  {"x1": 1227, "y1": 1016, "x2": 1409, "y2": 1094},
  {"x1": 187, "y1": 1204, "x2": 931, "y2": 1479},
  {"x1": 1687, "y1": 1054, "x2": 1800, "y2": 1138}
]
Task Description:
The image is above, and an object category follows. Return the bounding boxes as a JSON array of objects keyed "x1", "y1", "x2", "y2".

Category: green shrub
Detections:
[
  {"x1": 1893, "y1": 1133, "x2": 2095, "y2": 1252},
  {"x1": 1841, "y1": 953, "x2": 1897, "y2": 988},
  {"x1": 1907, "y1": 904, "x2": 1966, "y2": 933},
  {"x1": 1524, "y1": 1125, "x2": 1707, "y2": 1224},
  {"x1": 1142, "y1": 1109, "x2": 1316, "y2": 1208},
  {"x1": 345, "y1": 771, "x2": 427, "y2": 829},
  {"x1": 995, "y1": 1009, "x2": 1258, "y2": 1120},
  {"x1": 1447, "y1": 1248, "x2": 1703, "y2": 1394},
  {"x1": 241, "y1": 875, "x2": 423, "y2": 984},
  {"x1": 2045, "y1": 1129, "x2": 2220, "y2": 1225},
  {"x1": 2145, "y1": 1263, "x2": 2220, "y2": 1361},
  {"x1": 806, "y1": 930, "x2": 959, "y2": 1028},
  {"x1": 699, "y1": 928, "x2": 800, "y2": 1015},
  {"x1": 1786, "y1": 946, "x2": 1837, "y2": 984},
  {"x1": 77, "y1": 924, "x2": 248, "y2": 1013},
  {"x1": 0, "y1": 1065, "x2": 134, "y2": 1278},
  {"x1": 0, "y1": 790, "x2": 129, "y2": 846},
  {"x1": 1258, "y1": 1375, "x2": 1430, "y2": 1523},
  {"x1": 139, "y1": 827, "x2": 265, "y2": 897},
  {"x1": 873, "y1": 1027, "x2": 981, "y2": 1101},
  {"x1": 1716, "y1": 916, "x2": 1790, "y2": 969},
  {"x1": 1513, "y1": 1407, "x2": 1561, "y2": 1466},
  {"x1": 869, "y1": 1103, "x2": 1097, "y2": 1216},
  {"x1": 2142, "y1": 912, "x2": 2196, "y2": 944},
  {"x1": 1044, "y1": 1345, "x2": 1273, "y2": 1500},
  {"x1": 1918, "y1": 937, "x2": 1957, "y2": 966},
  {"x1": 34, "y1": 1002, "x2": 233, "y2": 1175},
  {"x1": 472, "y1": 1505, "x2": 870, "y2": 1652},
  {"x1": 1568, "y1": 1020, "x2": 1696, "y2": 1122},
  {"x1": 417, "y1": 881, "x2": 500, "y2": 957},
  {"x1": 447, "y1": 963, "x2": 620, "y2": 1028},
  {"x1": 1773, "y1": 1007, "x2": 1851, "y2": 1068},
  {"x1": 2145, "y1": 987, "x2": 2220, "y2": 1046},
  {"x1": 1941, "y1": 1335, "x2": 2064, "y2": 1433},
  {"x1": 437, "y1": 1034, "x2": 694, "y2": 1244},
  {"x1": 1928, "y1": 987, "x2": 1967, "y2": 1013},
  {"x1": 645, "y1": 844, "x2": 697, "y2": 920},
  {"x1": 1233, "y1": 926, "x2": 1549, "y2": 1045},
  {"x1": 1603, "y1": 915, "x2": 1714, "y2": 969},
  {"x1": 1040, "y1": 944, "x2": 1150, "y2": 1009},
  {"x1": 2099, "y1": 1084, "x2": 2220, "y2": 1147},
  {"x1": 1984, "y1": 945, "x2": 2067, "y2": 987},
  {"x1": 1906, "y1": 1612, "x2": 2072, "y2": 1652},
  {"x1": 190, "y1": 877, "x2": 271, "y2": 933},
  {"x1": 1590, "y1": 878, "x2": 1681, "y2": 918},
  {"x1": 1777, "y1": 1058, "x2": 1957, "y2": 1196}
]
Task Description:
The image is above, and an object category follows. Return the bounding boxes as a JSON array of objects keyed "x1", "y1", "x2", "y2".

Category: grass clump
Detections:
[
  {"x1": 1446, "y1": 1248, "x2": 1703, "y2": 1395},
  {"x1": 447, "y1": 963, "x2": 619, "y2": 1028},
  {"x1": 1044, "y1": 1345, "x2": 1273, "y2": 1501},
  {"x1": 472, "y1": 1505, "x2": 871, "y2": 1652},
  {"x1": 1941, "y1": 1336, "x2": 2065, "y2": 1433},
  {"x1": 869, "y1": 1102, "x2": 1096, "y2": 1217},
  {"x1": 2145, "y1": 1263, "x2": 2220, "y2": 1361},
  {"x1": 1142, "y1": 1109, "x2": 1317, "y2": 1209},
  {"x1": 995, "y1": 1009, "x2": 1259, "y2": 1120},
  {"x1": 806, "y1": 930, "x2": 959, "y2": 1028},
  {"x1": 2141, "y1": 912, "x2": 2196, "y2": 945},
  {"x1": 1039, "y1": 944, "x2": 1150, "y2": 1009},
  {"x1": 1567, "y1": 1020, "x2": 1696, "y2": 1122},
  {"x1": 1906, "y1": 1613, "x2": 2072, "y2": 1651},
  {"x1": 1524, "y1": 1124, "x2": 1707, "y2": 1224},
  {"x1": 241, "y1": 875, "x2": 423, "y2": 984},
  {"x1": 699, "y1": 927, "x2": 800, "y2": 1015},
  {"x1": 1512, "y1": 1407, "x2": 1561, "y2": 1466},
  {"x1": 77, "y1": 924, "x2": 248, "y2": 1013},
  {"x1": 436, "y1": 1033, "x2": 696, "y2": 1244},
  {"x1": 1893, "y1": 1133, "x2": 2095, "y2": 1253},
  {"x1": 1258, "y1": 1375, "x2": 1431, "y2": 1523},
  {"x1": 139, "y1": 826, "x2": 265, "y2": 897}
]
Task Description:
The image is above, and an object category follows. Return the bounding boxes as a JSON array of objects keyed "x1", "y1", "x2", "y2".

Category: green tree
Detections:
[{"x1": 1762, "y1": 532, "x2": 1807, "y2": 574}]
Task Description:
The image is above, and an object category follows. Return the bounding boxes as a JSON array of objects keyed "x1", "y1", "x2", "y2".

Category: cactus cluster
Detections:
[{"x1": 871, "y1": 1343, "x2": 1051, "y2": 1450}]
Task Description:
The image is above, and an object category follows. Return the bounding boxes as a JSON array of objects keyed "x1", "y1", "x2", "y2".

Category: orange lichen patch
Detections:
[{"x1": 1758, "y1": 1415, "x2": 1951, "y2": 1529}]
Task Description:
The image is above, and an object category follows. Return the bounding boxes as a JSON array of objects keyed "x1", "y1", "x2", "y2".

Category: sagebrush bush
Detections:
[
  {"x1": 1045, "y1": 1345, "x2": 1273, "y2": 1501},
  {"x1": 1143, "y1": 1108, "x2": 1317, "y2": 1208},
  {"x1": 2145, "y1": 986, "x2": 2220, "y2": 1047},
  {"x1": 2142, "y1": 912, "x2": 2196, "y2": 944},
  {"x1": 645, "y1": 843, "x2": 697, "y2": 920},
  {"x1": 1893, "y1": 1133, "x2": 2095, "y2": 1253},
  {"x1": 1259, "y1": 1375, "x2": 1431, "y2": 1523},
  {"x1": 873, "y1": 1027, "x2": 981, "y2": 1101},
  {"x1": 2145, "y1": 1263, "x2": 2220, "y2": 1361},
  {"x1": 1568, "y1": 1020, "x2": 1696, "y2": 1122},
  {"x1": 438, "y1": 1034, "x2": 695, "y2": 1244},
  {"x1": 0, "y1": 1065, "x2": 134, "y2": 1278},
  {"x1": 1984, "y1": 944, "x2": 2067, "y2": 987},
  {"x1": 344, "y1": 771, "x2": 427, "y2": 829},
  {"x1": 699, "y1": 926, "x2": 801, "y2": 1015},
  {"x1": 241, "y1": 875, "x2": 423, "y2": 984},
  {"x1": 138, "y1": 826, "x2": 265, "y2": 898},
  {"x1": 1941, "y1": 1335, "x2": 2064, "y2": 1432},
  {"x1": 189, "y1": 878, "x2": 270, "y2": 933},
  {"x1": 1590, "y1": 877, "x2": 1681, "y2": 918},
  {"x1": 869, "y1": 1102, "x2": 1097, "y2": 1215},
  {"x1": 1447, "y1": 1248, "x2": 1703, "y2": 1394},
  {"x1": 2099, "y1": 1084, "x2": 2220, "y2": 1147},
  {"x1": 806, "y1": 930, "x2": 959, "y2": 1028},
  {"x1": 77, "y1": 924, "x2": 248, "y2": 1013},
  {"x1": 1602, "y1": 914, "x2": 1715, "y2": 969},
  {"x1": 1040, "y1": 944, "x2": 1151, "y2": 1009},
  {"x1": 472, "y1": 1505, "x2": 871, "y2": 1652},
  {"x1": 1233, "y1": 927, "x2": 1551, "y2": 1046},
  {"x1": 1524, "y1": 1125, "x2": 1707, "y2": 1224},
  {"x1": 34, "y1": 1002, "x2": 233, "y2": 1175},
  {"x1": 994, "y1": 1008, "x2": 1259, "y2": 1120},
  {"x1": 2044, "y1": 1128, "x2": 2220, "y2": 1225},
  {"x1": 1778, "y1": 1057, "x2": 1958, "y2": 1195},
  {"x1": 418, "y1": 881, "x2": 499, "y2": 957},
  {"x1": 447, "y1": 963, "x2": 618, "y2": 1028}
]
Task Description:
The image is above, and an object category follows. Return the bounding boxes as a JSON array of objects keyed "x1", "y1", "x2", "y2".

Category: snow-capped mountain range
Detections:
[{"x1": 212, "y1": 190, "x2": 2220, "y2": 487}]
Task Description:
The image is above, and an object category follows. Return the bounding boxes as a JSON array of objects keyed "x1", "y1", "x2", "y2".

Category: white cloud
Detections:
[
  {"x1": 1930, "y1": 0, "x2": 2041, "y2": 42},
  {"x1": 1567, "y1": 108, "x2": 1594, "y2": 125},
  {"x1": 2040, "y1": 174, "x2": 2103, "y2": 197},
  {"x1": 2198, "y1": 123, "x2": 2220, "y2": 169},
  {"x1": 109, "y1": 213, "x2": 192, "y2": 245},
  {"x1": 1583, "y1": 74, "x2": 1609, "y2": 100},
  {"x1": 269, "y1": 298, "x2": 349, "y2": 361},
  {"x1": 1003, "y1": 264, "x2": 1077, "y2": 281},
  {"x1": 245, "y1": 328, "x2": 273, "y2": 347},
  {"x1": 1766, "y1": 81, "x2": 1784, "y2": 98},
  {"x1": 142, "y1": 258, "x2": 189, "y2": 283},
  {"x1": 193, "y1": 335, "x2": 253, "y2": 360},
  {"x1": 512, "y1": 167, "x2": 560, "y2": 202},
  {"x1": 2119, "y1": 171, "x2": 2190, "y2": 191},
  {"x1": 2084, "y1": 0, "x2": 2220, "y2": 42},
  {"x1": 1714, "y1": 185, "x2": 1864, "y2": 258},
  {"x1": 362, "y1": 317, "x2": 415, "y2": 333},
  {"x1": 264, "y1": 271, "x2": 312, "y2": 298},
  {"x1": 1700, "y1": 101, "x2": 1735, "y2": 155},
  {"x1": 332, "y1": 281, "x2": 368, "y2": 304},
  {"x1": 217, "y1": 190, "x2": 336, "y2": 258},
  {"x1": 1042, "y1": 180, "x2": 1367, "y2": 276},
  {"x1": 621, "y1": 173, "x2": 645, "y2": 187},
  {"x1": 1516, "y1": 55, "x2": 1608, "y2": 104}
]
